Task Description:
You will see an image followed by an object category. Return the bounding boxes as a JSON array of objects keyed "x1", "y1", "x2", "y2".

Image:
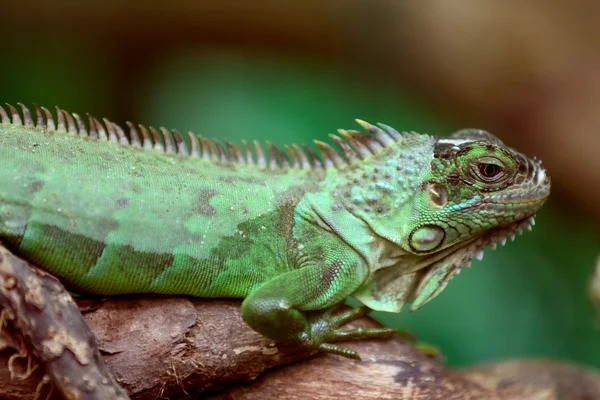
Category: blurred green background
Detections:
[{"x1": 1, "y1": 1, "x2": 599, "y2": 369}]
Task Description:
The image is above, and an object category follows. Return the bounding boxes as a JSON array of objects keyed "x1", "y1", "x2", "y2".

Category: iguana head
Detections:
[
  {"x1": 349, "y1": 127, "x2": 550, "y2": 312},
  {"x1": 404, "y1": 129, "x2": 550, "y2": 254}
]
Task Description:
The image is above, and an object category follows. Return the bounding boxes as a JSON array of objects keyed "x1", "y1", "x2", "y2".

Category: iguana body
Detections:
[{"x1": 0, "y1": 104, "x2": 550, "y2": 358}]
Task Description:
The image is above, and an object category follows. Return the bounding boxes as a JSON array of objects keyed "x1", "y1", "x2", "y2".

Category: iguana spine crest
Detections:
[{"x1": 0, "y1": 103, "x2": 420, "y2": 171}]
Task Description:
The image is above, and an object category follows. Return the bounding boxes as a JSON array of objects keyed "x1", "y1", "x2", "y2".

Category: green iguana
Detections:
[{"x1": 0, "y1": 104, "x2": 550, "y2": 359}]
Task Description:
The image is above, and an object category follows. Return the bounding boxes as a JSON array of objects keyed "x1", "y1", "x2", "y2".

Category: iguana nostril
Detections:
[
  {"x1": 536, "y1": 168, "x2": 549, "y2": 186},
  {"x1": 544, "y1": 173, "x2": 551, "y2": 185}
]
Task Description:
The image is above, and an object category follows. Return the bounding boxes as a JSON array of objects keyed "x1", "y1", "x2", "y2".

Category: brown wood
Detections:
[{"x1": 0, "y1": 246, "x2": 129, "y2": 400}]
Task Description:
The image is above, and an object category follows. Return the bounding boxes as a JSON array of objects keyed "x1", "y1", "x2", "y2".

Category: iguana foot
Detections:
[{"x1": 306, "y1": 306, "x2": 396, "y2": 360}]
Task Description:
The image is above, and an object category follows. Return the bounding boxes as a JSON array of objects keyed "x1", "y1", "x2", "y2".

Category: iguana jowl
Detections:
[{"x1": 0, "y1": 104, "x2": 550, "y2": 359}]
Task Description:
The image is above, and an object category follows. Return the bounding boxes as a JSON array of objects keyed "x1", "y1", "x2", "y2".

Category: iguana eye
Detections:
[{"x1": 478, "y1": 163, "x2": 503, "y2": 179}]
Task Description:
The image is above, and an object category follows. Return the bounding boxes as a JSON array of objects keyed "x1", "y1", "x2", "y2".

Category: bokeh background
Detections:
[{"x1": 1, "y1": 1, "x2": 599, "y2": 369}]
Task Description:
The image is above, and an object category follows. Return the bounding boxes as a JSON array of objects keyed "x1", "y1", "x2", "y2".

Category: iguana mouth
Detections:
[
  {"x1": 407, "y1": 214, "x2": 538, "y2": 311},
  {"x1": 458, "y1": 214, "x2": 537, "y2": 268}
]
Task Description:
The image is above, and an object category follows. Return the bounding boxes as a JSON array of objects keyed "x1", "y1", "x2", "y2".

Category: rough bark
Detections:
[
  {"x1": 0, "y1": 246, "x2": 129, "y2": 400},
  {"x1": 1, "y1": 245, "x2": 600, "y2": 399}
]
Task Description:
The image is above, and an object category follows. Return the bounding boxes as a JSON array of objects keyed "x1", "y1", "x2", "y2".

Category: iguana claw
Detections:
[{"x1": 307, "y1": 306, "x2": 396, "y2": 360}]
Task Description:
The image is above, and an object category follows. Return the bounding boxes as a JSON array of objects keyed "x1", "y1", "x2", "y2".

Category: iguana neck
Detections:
[
  {"x1": 317, "y1": 133, "x2": 436, "y2": 250},
  {"x1": 295, "y1": 134, "x2": 436, "y2": 271}
]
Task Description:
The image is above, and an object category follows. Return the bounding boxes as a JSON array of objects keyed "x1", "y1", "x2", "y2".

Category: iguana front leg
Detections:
[{"x1": 240, "y1": 252, "x2": 394, "y2": 360}]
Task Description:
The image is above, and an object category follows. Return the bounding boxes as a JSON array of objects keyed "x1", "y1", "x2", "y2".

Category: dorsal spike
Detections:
[
  {"x1": 329, "y1": 134, "x2": 358, "y2": 163},
  {"x1": 93, "y1": 117, "x2": 106, "y2": 140},
  {"x1": 225, "y1": 141, "x2": 244, "y2": 163},
  {"x1": 377, "y1": 123, "x2": 402, "y2": 140},
  {"x1": 41, "y1": 107, "x2": 55, "y2": 131},
  {"x1": 6, "y1": 104, "x2": 21, "y2": 125},
  {"x1": 172, "y1": 130, "x2": 188, "y2": 155},
  {"x1": 274, "y1": 144, "x2": 290, "y2": 168},
  {"x1": 0, "y1": 105, "x2": 9, "y2": 124},
  {"x1": 87, "y1": 115, "x2": 98, "y2": 138},
  {"x1": 314, "y1": 141, "x2": 332, "y2": 168},
  {"x1": 209, "y1": 138, "x2": 221, "y2": 160},
  {"x1": 199, "y1": 137, "x2": 215, "y2": 160},
  {"x1": 314, "y1": 140, "x2": 345, "y2": 168},
  {"x1": 161, "y1": 127, "x2": 175, "y2": 153},
  {"x1": 62, "y1": 110, "x2": 77, "y2": 134},
  {"x1": 205, "y1": 138, "x2": 220, "y2": 160},
  {"x1": 348, "y1": 129, "x2": 383, "y2": 153},
  {"x1": 242, "y1": 140, "x2": 254, "y2": 164},
  {"x1": 213, "y1": 140, "x2": 228, "y2": 162},
  {"x1": 350, "y1": 129, "x2": 382, "y2": 152},
  {"x1": 32, "y1": 105, "x2": 44, "y2": 128},
  {"x1": 338, "y1": 129, "x2": 370, "y2": 158},
  {"x1": 138, "y1": 125, "x2": 153, "y2": 149},
  {"x1": 224, "y1": 141, "x2": 235, "y2": 162},
  {"x1": 285, "y1": 145, "x2": 300, "y2": 169},
  {"x1": 104, "y1": 118, "x2": 118, "y2": 142},
  {"x1": 55, "y1": 107, "x2": 66, "y2": 132},
  {"x1": 355, "y1": 119, "x2": 393, "y2": 146},
  {"x1": 293, "y1": 144, "x2": 311, "y2": 170},
  {"x1": 235, "y1": 142, "x2": 246, "y2": 164},
  {"x1": 150, "y1": 127, "x2": 164, "y2": 151},
  {"x1": 304, "y1": 145, "x2": 323, "y2": 169},
  {"x1": 126, "y1": 122, "x2": 142, "y2": 147},
  {"x1": 254, "y1": 141, "x2": 267, "y2": 167},
  {"x1": 113, "y1": 123, "x2": 129, "y2": 145},
  {"x1": 188, "y1": 132, "x2": 200, "y2": 157},
  {"x1": 72, "y1": 114, "x2": 87, "y2": 137},
  {"x1": 266, "y1": 141, "x2": 279, "y2": 169},
  {"x1": 17, "y1": 103, "x2": 34, "y2": 127}
]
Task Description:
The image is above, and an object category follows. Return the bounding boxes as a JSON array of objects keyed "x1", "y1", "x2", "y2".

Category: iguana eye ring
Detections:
[
  {"x1": 478, "y1": 163, "x2": 503, "y2": 180},
  {"x1": 470, "y1": 161, "x2": 507, "y2": 184}
]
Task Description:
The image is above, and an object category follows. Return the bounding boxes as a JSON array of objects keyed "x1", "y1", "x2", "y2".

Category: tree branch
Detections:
[{"x1": 0, "y1": 246, "x2": 129, "y2": 399}]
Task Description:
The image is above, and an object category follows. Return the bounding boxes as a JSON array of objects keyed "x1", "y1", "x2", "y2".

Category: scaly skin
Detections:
[{"x1": 0, "y1": 104, "x2": 550, "y2": 359}]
